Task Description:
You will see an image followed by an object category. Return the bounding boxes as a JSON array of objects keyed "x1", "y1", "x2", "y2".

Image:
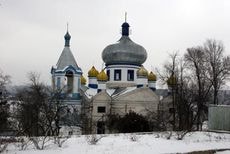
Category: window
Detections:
[
  {"x1": 52, "y1": 77, "x2": 55, "y2": 89},
  {"x1": 57, "y1": 77, "x2": 61, "y2": 89},
  {"x1": 127, "y1": 70, "x2": 134, "y2": 81},
  {"x1": 114, "y1": 69, "x2": 121, "y2": 81},
  {"x1": 65, "y1": 71, "x2": 73, "y2": 93},
  {"x1": 107, "y1": 70, "x2": 110, "y2": 81},
  {"x1": 78, "y1": 78, "x2": 80, "y2": 89},
  {"x1": 97, "y1": 106, "x2": 106, "y2": 113}
]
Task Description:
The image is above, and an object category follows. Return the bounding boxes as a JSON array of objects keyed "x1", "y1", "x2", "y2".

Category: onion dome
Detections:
[
  {"x1": 148, "y1": 71, "x2": 157, "y2": 81},
  {"x1": 137, "y1": 66, "x2": 148, "y2": 77},
  {"x1": 102, "y1": 21, "x2": 147, "y2": 66},
  {"x1": 97, "y1": 70, "x2": 108, "y2": 81},
  {"x1": 88, "y1": 66, "x2": 99, "y2": 77},
  {"x1": 80, "y1": 75, "x2": 86, "y2": 85},
  {"x1": 167, "y1": 75, "x2": 177, "y2": 86},
  {"x1": 121, "y1": 22, "x2": 130, "y2": 36},
  {"x1": 64, "y1": 31, "x2": 71, "y2": 47}
]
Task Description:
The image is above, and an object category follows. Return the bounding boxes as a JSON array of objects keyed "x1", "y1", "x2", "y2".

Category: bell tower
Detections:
[{"x1": 51, "y1": 29, "x2": 82, "y2": 104}]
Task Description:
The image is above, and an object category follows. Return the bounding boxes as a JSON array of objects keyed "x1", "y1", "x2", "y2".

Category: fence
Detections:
[{"x1": 208, "y1": 105, "x2": 230, "y2": 131}]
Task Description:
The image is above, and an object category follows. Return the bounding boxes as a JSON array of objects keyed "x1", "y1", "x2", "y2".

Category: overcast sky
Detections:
[{"x1": 0, "y1": 0, "x2": 230, "y2": 86}]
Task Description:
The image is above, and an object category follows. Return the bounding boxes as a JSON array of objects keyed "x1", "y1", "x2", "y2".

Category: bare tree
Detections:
[
  {"x1": 16, "y1": 72, "x2": 60, "y2": 136},
  {"x1": 0, "y1": 70, "x2": 11, "y2": 152},
  {"x1": 176, "y1": 58, "x2": 195, "y2": 131},
  {"x1": 16, "y1": 71, "x2": 79, "y2": 140},
  {"x1": 157, "y1": 52, "x2": 180, "y2": 130},
  {"x1": 156, "y1": 52, "x2": 179, "y2": 85},
  {"x1": 203, "y1": 39, "x2": 230, "y2": 105},
  {"x1": 16, "y1": 72, "x2": 49, "y2": 136},
  {"x1": 0, "y1": 70, "x2": 11, "y2": 132},
  {"x1": 185, "y1": 47, "x2": 212, "y2": 130},
  {"x1": 157, "y1": 52, "x2": 201, "y2": 131},
  {"x1": 157, "y1": 53, "x2": 189, "y2": 131}
]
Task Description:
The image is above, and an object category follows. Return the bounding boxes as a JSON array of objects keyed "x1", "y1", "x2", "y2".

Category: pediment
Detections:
[
  {"x1": 113, "y1": 87, "x2": 159, "y2": 102},
  {"x1": 93, "y1": 91, "x2": 111, "y2": 101}
]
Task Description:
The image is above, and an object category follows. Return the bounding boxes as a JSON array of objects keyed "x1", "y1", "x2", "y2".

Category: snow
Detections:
[
  {"x1": 119, "y1": 87, "x2": 137, "y2": 96},
  {"x1": 4, "y1": 131, "x2": 230, "y2": 154},
  {"x1": 112, "y1": 87, "x2": 137, "y2": 97},
  {"x1": 84, "y1": 87, "x2": 137, "y2": 99},
  {"x1": 106, "y1": 89, "x2": 116, "y2": 96},
  {"x1": 85, "y1": 88, "x2": 97, "y2": 98}
]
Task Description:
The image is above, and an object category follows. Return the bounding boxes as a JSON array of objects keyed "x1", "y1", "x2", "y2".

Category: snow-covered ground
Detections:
[{"x1": 4, "y1": 131, "x2": 230, "y2": 154}]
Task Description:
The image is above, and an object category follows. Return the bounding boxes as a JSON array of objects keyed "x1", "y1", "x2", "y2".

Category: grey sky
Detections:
[{"x1": 0, "y1": 0, "x2": 230, "y2": 85}]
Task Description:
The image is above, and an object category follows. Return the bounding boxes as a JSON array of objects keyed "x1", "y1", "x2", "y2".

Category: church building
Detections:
[{"x1": 51, "y1": 18, "x2": 165, "y2": 134}]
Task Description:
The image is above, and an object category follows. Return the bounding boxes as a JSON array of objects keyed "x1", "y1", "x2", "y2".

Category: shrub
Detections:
[{"x1": 117, "y1": 111, "x2": 150, "y2": 133}]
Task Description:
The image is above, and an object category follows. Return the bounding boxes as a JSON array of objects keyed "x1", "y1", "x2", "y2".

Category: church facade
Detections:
[{"x1": 51, "y1": 20, "x2": 169, "y2": 134}]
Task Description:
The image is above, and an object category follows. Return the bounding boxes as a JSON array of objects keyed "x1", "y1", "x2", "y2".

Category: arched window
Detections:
[
  {"x1": 65, "y1": 70, "x2": 74, "y2": 94},
  {"x1": 57, "y1": 77, "x2": 61, "y2": 89}
]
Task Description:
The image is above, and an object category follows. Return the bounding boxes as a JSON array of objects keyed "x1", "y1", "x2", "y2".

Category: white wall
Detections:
[{"x1": 106, "y1": 65, "x2": 140, "y2": 83}]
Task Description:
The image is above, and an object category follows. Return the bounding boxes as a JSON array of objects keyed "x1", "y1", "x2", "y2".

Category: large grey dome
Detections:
[
  {"x1": 102, "y1": 35, "x2": 147, "y2": 66},
  {"x1": 102, "y1": 21, "x2": 147, "y2": 66}
]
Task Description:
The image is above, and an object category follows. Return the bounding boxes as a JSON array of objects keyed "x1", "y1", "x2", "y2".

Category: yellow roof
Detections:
[
  {"x1": 97, "y1": 70, "x2": 108, "y2": 81},
  {"x1": 167, "y1": 75, "x2": 177, "y2": 86},
  {"x1": 137, "y1": 66, "x2": 148, "y2": 77},
  {"x1": 148, "y1": 71, "x2": 157, "y2": 81},
  {"x1": 80, "y1": 75, "x2": 86, "y2": 85},
  {"x1": 88, "y1": 66, "x2": 99, "y2": 77}
]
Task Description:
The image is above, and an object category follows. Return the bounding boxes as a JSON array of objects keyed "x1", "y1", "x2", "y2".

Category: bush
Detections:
[
  {"x1": 106, "y1": 114, "x2": 120, "y2": 132},
  {"x1": 107, "y1": 111, "x2": 150, "y2": 133}
]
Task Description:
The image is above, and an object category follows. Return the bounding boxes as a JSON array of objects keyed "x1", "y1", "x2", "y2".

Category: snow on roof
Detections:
[
  {"x1": 84, "y1": 87, "x2": 137, "y2": 99},
  {"x1": 112, "y1": 87, "x2": 137, "y2": 98},
  {"x1": 106, "y1": 89, "x2": 116, "y2": 96},
  {"x1": 120, "y1": 86, "x2": 137, "y2": 95},
  {"x1": 85, "y1": 88, "x2": 97, "y2": 98}
]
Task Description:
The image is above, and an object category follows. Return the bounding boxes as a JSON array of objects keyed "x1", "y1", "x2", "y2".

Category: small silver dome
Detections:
[{"x1": 102, "y1": 36, "x2": 147, "y2": 66}]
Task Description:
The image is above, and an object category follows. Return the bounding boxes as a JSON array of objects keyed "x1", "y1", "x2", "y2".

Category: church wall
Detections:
[
  {"x1": 92, "y1": 92, "x2": 111, "y2": 117},
  {"x1": 111, "y1": 88, "x2": 159, "y2": 116},
  {"x1": 136, "y1": 77, "x2": 148, "y2": 86},
  {"x1": 98, "y1": 82, "x2": 106, "y2": 90},
  {"x1": 148, "y1": 81, "x2": 156, "y2": 89},
  {"x1": 90, "y1": 92, "x2": 111, "y2": 134},
  {"x1": 112, "y1": 99, "x2": 158, "y2": 116},
  {"x1": 88, "y1": 77, "x2": 98, "y2": 88},
  {"x1": 54, "y1": 74, "x2": 66, "y2": 91},
  {"x1": 73, "y1": 75, "x2": 81, "y2": 93}
]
